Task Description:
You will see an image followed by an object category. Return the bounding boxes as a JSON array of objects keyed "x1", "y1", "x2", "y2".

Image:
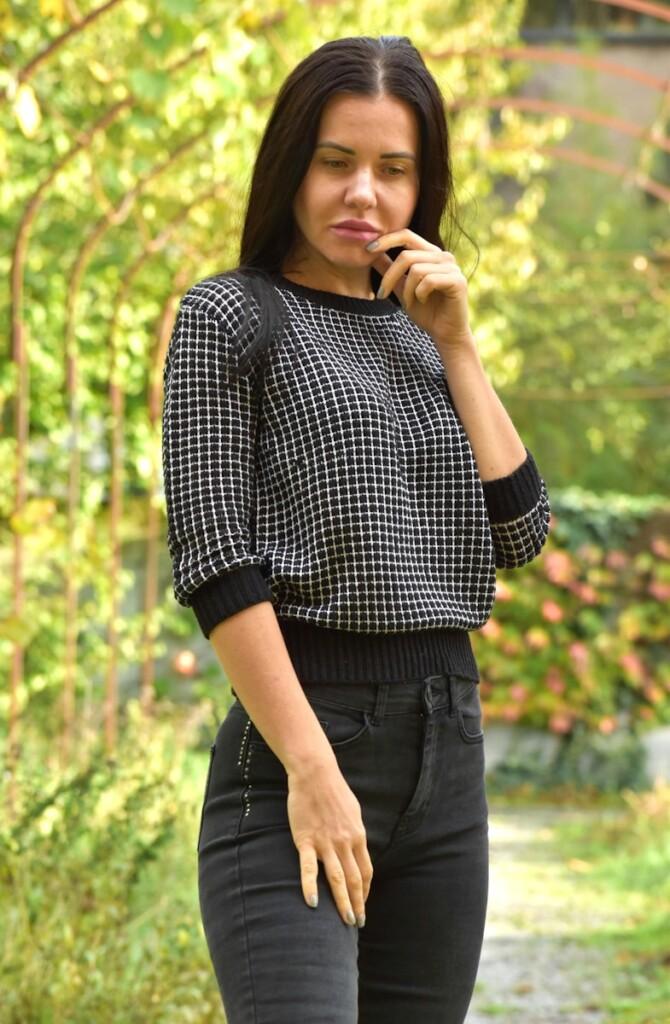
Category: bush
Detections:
[{"x1": 473, "y1": 490, "x2": 670, "y2": 736}]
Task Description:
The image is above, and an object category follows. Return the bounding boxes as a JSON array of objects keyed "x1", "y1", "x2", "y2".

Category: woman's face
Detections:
[{"x1": 283, "y1": 92, "x2": 420, "y2": 296}]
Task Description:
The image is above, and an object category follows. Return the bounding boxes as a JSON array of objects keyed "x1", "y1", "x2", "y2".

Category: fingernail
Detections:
[
  {"x1": 356, "y1": 914, "x2": 366, "y2": 928},
  {"x1": 308, "y1": 894, "x2": 318, "y2": 908},
  {"x1": 376, "y1": 286, "x2": 385, "y2": 299},
  {"x1": 346, "y1": 910, "x2": 356, "y2": 926},
  {"x1": 366, "y1": 240, "x2": 379, "y2": 251}
]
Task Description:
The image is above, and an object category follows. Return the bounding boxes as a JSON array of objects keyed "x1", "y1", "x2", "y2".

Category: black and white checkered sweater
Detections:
[{"x1": 161, "y1": 271, "x2": 551, "y2": 684}]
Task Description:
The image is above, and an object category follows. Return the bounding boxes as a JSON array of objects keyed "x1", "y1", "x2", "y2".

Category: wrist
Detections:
[
  {"x1": 284, "y1": 746, "x2": 338, "y2": 780},
  {"x1": 435, "y1": 333, "x2": 480, "y2": 366}
]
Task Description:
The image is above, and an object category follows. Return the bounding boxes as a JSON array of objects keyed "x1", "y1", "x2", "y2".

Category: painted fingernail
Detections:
[
  {"x1": 376, "y1": 286, "x2": 385, "y2": 299},
  {"x1": 357, "y1": 914, "x2": 366, "y2": 928},
  {"x1": 366, "y1": 240, "x2": 379, "y2": 250},
  {"x1": 346, "y1": 910, "x2": 356, "y2": 926}
]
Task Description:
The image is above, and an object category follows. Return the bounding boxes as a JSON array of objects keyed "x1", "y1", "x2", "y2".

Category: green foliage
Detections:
[
  {"x1": 472, "y1": 490, "x2": 670, "y2": 735},
  {"x1": 0, "y1": 702, "x2": 221, "y2": 1023},
  {"x1": 549, "y1": 489, "x2": 669, "y2": 550},
  {"x1": 549, "y1": 781, "x2": 670, "y2": 1023},
  {"x1": 488, "y1": 723, "x2": 650, "y2": 794}
]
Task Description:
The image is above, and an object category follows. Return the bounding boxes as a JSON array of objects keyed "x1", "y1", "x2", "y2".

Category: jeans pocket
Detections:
[
  {"x1": 196, "y1": 743, "x2": 216, "y2": 852},
  {"x1": 240, "y1": 712, "x2": 331, "y2": 787},
  {"x1": 307, "y1": 696, "x2": 373, "y2": 751},
  {"x1": 454, "y1": 680, "x2": 484, "y2": 744}
]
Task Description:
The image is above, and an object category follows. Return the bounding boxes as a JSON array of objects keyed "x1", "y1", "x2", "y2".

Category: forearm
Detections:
[
  {"x1": 436, "y1": 335, "x2": 527, "y2": 482},
  {"x1": 209, "y1": 601, "x2": 337, "y2": 778}
]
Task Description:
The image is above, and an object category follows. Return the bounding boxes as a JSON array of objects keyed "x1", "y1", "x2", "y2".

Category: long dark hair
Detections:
[{"x1": 207, "y1": 34, "x2": 479, "y2": 381}]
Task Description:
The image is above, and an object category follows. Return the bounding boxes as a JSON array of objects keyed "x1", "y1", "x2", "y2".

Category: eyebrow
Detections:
[{"x1": 315, "y1": 141, "x2": 417, "y2": 162}]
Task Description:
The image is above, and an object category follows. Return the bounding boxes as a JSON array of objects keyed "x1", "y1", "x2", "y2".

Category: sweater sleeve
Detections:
[
  {"x1": 481, "y1": 447, "x2": 551, "y2": 569},
  {"x1": 161, "y1": 285, "x2": 272, "y2": 638}
]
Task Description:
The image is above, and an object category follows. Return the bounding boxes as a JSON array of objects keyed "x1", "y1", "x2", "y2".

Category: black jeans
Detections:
[{"x1": 197, "y1": 673, "x2": 489, "y2": 1023}]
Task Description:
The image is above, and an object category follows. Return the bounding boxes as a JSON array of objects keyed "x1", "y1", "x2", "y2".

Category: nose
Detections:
[{"x1": 344, "y1": 168, "x2": 377, "y2": 205}]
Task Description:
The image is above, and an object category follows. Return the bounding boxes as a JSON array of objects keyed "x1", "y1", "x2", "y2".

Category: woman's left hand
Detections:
[{"x1": 367, "y1": 229, "x2": 474, "y2": 351}]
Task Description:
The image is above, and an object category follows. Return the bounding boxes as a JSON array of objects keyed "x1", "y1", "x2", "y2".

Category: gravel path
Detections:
[{"x1": 467, "y1": 804, "x2": 629, "y2": 1024}]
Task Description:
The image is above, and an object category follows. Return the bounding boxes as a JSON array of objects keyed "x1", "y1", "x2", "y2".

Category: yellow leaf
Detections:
[
  {"x1": 89, "y1": 61, "x2": 113, "y2": 84},
  {"x1": 39, "y1": 0, "x2": 66, "y2": 20},
  {"x1": 13, "y1": 83, "x2": 41, "y2": 138},
  {"x1": 567, "y1": 858, "x2": 592, "y2": 873}
]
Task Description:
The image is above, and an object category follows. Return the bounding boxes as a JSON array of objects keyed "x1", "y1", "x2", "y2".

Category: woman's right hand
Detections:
[{"x1": 287, "y1": 762, "x2": 373, "y2": 928}]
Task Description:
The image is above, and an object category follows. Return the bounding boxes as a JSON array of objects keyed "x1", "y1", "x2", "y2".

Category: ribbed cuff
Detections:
[
  {"x1": 190, "y1": 564, "x2": 273, "y2": 638},
  {"x1": 481, "y1": 447, "x2": 544, "y2": 524}
]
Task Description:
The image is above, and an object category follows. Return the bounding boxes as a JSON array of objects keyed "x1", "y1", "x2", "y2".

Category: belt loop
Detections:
[
  {"x1": 369, "y1": 683, "x2": 388, "y2": 727},
  {"x1": 422, "y1": 673, "x2": 446, "y2": 716}
]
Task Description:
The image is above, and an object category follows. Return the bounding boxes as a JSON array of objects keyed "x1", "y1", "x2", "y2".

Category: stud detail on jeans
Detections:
[
  {"x1": 243, "y1": 745, "x2": 253, "y2": 781},
  {"x1": 237, "y1": 719, "x2": 251, "y2": 768}
]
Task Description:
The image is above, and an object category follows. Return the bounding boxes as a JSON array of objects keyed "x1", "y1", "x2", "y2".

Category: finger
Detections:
[
  {"x1": 366, "y1": 229, "x2": 442, "y2": 254},
  {"x1": 336, "y1": 844, "x2": 368, "y2": 925},
  {"x1": 352, "y1": 834, "x2": 374, "y2": 903},
  {"x1": 377, "y1": 252, "x2": 448, "y2": 302},
  {"x1": 322, "y1": 849, "x2": 360, "y2": 927},
  {"x1": 402, "y1": 264, "x2": 461, "y2": 302},
  {"x1": 368, "y1": 251, "x2": 394, "y2": 281},
  {"x1": 413, "y1": 269, "x2": 466, "y2": 305},
  {"x1": 297, "y1": 843, "x2": 320, "y2": 909}
]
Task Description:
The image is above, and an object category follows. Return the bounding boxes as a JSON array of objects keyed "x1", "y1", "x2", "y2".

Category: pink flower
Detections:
[
  {"x1": 648, "y1": 580, "x2": 670, "y2": 601},
  {"x1": 502, "y1": 705, "x2": 522, "y2": 722},
  {"x1": 510, "y1": 683, "x2": 528, "y2": 701},
  {"x1": 598, "y1": 716, "x2": 617, "y2": 734},
  {"x1": 650, "y1": 536, "x2": 670, "y2": 559},
  {"x1": 173, "y1": 649, "x2": 197, "y2": 676},
  {"x1": 569, "y1": 641, "x2": 589, "y2": 669},
  {"x1": 480, "y1": 618, "x2": 502, "y2": 639},
  {"x1": 549, "y1": 712, "x2": 573, "y2": 734},
  {"x1": 545, "y1": 667, "x2": 566, "y2": 694},
  {"x1": 545, "y1": 552, "x2": 577, "y2": 585},
  {"x1": 544, "y1": 550, "x2": 576, "y2": 585},
  {"x1": 495, "y1": 579, "x2": 513, "y2": 602},
  {"x1": 573, "y1": 582, "x2": 599, "y2": 604},
  {"x1": 605, "y1": 550, "x2": 629, "y2": 570},
  {"x1": 643, "y1": 683, "x2": 664, "y2": 704},
  {"x1": 541, "y1": 600, "x2": 564, "y2": 623},
  {"x1": 618, "y1": 651, "x2": 645, "y2": 682}
]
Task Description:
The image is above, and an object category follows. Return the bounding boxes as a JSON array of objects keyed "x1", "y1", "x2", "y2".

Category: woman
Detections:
[{"x1": 161, "y1": 34, "x2": 551, "y2": 1024}]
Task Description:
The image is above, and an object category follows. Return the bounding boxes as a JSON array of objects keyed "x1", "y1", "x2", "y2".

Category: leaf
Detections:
[
  {"x1": 159, "y1": 0, "x2": 199, "y2": 14},
  {"x1": 127, "y1": 69, "x2": 172, "y2": 103},
  {"x1": 13, "y1": 83, "x2": 41, "y2": 138}
]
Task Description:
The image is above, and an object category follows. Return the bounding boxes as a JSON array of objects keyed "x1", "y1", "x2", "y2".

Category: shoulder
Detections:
[{"x1": 180, "y1": 271, "x2": 259, "y2": 327}]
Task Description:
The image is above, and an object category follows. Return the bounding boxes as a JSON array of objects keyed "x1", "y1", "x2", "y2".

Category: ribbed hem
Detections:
[
  {"x1": 190, "y1": 564, "x2": 272, "y2": 638},
  {"x1": 481, "y1": 447, "x2": 543, "y2": 524},
  {"x1": 276, "y1": 617, "x2": 479, "y2": 684}
]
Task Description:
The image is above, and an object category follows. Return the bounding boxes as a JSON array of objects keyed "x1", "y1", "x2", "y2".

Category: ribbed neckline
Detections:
[{"x1": 271, "y1": 272, "x2": 401, "y2": 317}]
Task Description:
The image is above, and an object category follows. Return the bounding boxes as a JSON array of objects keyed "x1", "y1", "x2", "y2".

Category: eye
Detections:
[{"x1": 321, "y1": 159, "x2": 406, "y2": 176}]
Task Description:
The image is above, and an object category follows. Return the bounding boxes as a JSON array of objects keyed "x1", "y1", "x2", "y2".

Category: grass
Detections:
[{"x1": 484, "y1": 781, "x2": 670, "y2": 1023}]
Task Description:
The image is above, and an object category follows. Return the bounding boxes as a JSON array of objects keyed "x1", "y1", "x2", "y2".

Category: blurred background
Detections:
[{"x1": 1, "y1": 2, "x2": 669, "y2": 1021}]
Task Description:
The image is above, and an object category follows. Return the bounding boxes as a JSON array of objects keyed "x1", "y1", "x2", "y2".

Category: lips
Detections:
[
  {"x1": 331, "y1": 223, "x2": 380, "y2": 242},
  {"x1": 333, "y1": 221, "x2": 378, "y2": 231}
]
